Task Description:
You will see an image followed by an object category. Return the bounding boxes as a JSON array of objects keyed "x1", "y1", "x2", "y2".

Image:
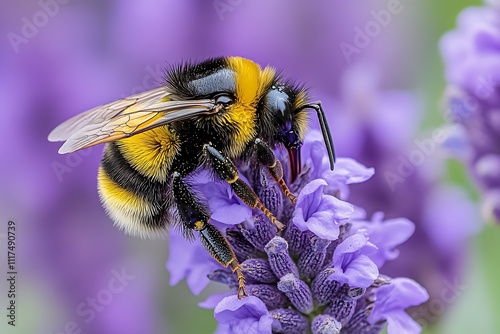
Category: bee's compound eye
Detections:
[{"x1": 214, "y1": 93, "x2": 233, "y2": 106}]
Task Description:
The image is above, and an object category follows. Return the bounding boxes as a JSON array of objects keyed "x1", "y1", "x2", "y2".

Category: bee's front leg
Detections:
[
  {"x1": 172, "y1": 172, "x2": 247, "y2": 299},
  {"x1": 253, "y1": 138, "x2": 297, "y2": 203},
  {"x1": 202, "y1": 143, "x2": 285, "y2": 232}
]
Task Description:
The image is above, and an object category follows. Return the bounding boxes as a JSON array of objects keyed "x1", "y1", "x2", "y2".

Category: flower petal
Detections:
[
  {"x1": 214, "y1": 296, "x2": 274, "y2": 334},
  {"x1": 327, "y1": 158, "x2": 376, "y2": 185},
  {"x1": 293, "y1": 180, "x2": 353, "y2": 240},
  {"x1": 329, "y1": 233, "x2": 379, "y2": 288},
  {"x1": 385, "y1": 311, "x2": 423, "y2": 334},
  {"x1": 353, "y1": 215, "x2": 415, "y2": 267},
  {"x1": 166, "y1": 230, "x2": 219, "y2": 295},
  {"x1": 329, "y1": 254, "x2": 378, "y2": 288},
  {"x1": 369, "y1": 278, "x2": 429, "y2": 333},
  {"x1": 199, "y1": 292, "x2": 233, "y2": 309}
]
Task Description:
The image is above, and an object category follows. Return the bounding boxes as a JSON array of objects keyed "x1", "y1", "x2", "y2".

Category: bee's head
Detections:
[
  {"x1": 262, "y1": 84, "x2": 309, "y2": 181},
  {"x1": 262, "y1": 83, "x2": 336, "y2": 181},
  {"x1": 266, "y1": 87, "x2": 302, "y2": 146}
]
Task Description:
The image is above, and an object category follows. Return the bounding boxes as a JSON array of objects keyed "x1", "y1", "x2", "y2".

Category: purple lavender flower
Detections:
[
  {"x1": 441, "y1": 3, "x2": 500, "y2": 223},
  {"x1": 292, "y1": 179, "x2": 353, "y2": 240},
  {"x1": 167, "y1": 137, "x2": 428, "y2": 333},
  {"x1": 368, "y1": 278, "x2": 429, "y2": 334},
  {"x1": 214, "y1": 296, "x2": 276, "y2": 333}
]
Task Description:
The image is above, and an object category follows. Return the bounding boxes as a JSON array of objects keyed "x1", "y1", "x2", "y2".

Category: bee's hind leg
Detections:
[
  {"x1": 172, "y1": 172, "x2": 247, "y2": 299},
  {"x1": 202, "y1": 143, "x2": 285, "y2": 232}
]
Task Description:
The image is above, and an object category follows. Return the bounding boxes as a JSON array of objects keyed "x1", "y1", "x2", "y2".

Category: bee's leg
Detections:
[
  {"x1": 253, "y1": 138, "x2": 297, "y2": 203},
  {"x1": 172, "y1": 172, "x2": 247, "y2": 299},
  {"x1": 202, "y1": 144, "x2": 286, "y2": 232}
]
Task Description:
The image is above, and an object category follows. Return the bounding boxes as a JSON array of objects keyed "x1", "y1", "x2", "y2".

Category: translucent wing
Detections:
[
  {"x1": 48, "y1": 87, "x2": 217, "y2": 154},
  {"x1": 48, "y1": 87, "x2": 168, "y2": 142}
]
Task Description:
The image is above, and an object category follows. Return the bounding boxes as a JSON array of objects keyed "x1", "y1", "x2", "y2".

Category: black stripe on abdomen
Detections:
[
  {"x1": 100, "y1": 143, "x2": 172, "y2": 231},
  {"x1": 101, "y1": 142, "x2": 167, "y2": 204}
]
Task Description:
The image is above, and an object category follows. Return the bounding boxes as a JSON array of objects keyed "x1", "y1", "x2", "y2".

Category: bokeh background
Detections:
[{"x1": 0, "y1": 0, "x2": 498, "y2": 333}]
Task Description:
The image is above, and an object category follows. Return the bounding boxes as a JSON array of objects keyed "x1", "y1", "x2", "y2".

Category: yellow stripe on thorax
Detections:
[{"x1": 226, "y1": 57, "x2": 276, "y2": 157}]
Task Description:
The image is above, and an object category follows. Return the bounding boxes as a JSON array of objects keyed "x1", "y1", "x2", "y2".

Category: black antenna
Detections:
[{"x1": 298, "y1": 101, "x2": 336, "y2": 170}]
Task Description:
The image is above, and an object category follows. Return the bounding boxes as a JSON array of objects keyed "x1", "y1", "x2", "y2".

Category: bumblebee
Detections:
[{"x1": 48, "y1": 57, "x2": 335, "y2": 299}]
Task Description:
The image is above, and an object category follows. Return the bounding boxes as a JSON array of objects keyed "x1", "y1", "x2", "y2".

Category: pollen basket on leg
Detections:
[{"x1": 116, "y1": 125, "x2": 179, "y2": 182}]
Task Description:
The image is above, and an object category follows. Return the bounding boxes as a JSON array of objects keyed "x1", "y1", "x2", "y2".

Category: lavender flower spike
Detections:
[{"x1": 168, "y1": 137, "x2": 428, "y2": 333}]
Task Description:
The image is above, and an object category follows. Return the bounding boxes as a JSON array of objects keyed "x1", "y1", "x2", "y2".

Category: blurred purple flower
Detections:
[
  {"x1": 441, "y1": 4, "x2": 500, "y2": 223},
  {"x1": 351, "y1": 212, "x2": 415, "y2": 268},
  {"x1": 167, "y1": 136, "x2": 428, "y2": 333},
  {"x1": 166, "y1": 231, "x2": 219, "y2": 295},
  {"x1": 0, "y1": 4, "x2": 169, "y2": 333}
]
